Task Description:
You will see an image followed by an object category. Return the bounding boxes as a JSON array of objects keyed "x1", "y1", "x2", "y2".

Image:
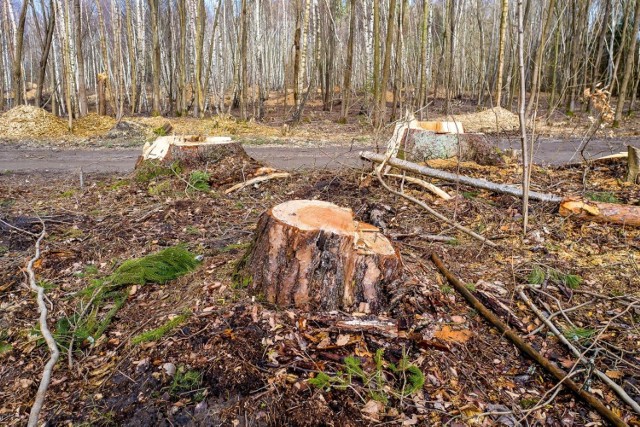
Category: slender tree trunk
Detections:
[
  {"x1": 94, "y1": 0, "x2": 112, "y2": 115},
  {"x1": 475, "y1": 0, "x2": 485, "y2": 107},
  {"x1": 443, "y1": 0, "x2": 454, "y2": 115},
  {"x1": 340, "y1": 0, "x2": 356, "y2": 122},
  {"x1": 547, "y1": 10, "x2": 560, "y2": 122},
  {"x1": 149, "y1": 0, "x2": 161, "y2": 115},
  {"x1": 375, "y1": 0, "x2": 397, "y2": 126},
  {"x1": 372, "y1": 0, "x2": 380, "y2": 116},
  {"x1": 12, "y1": 0, "x2": 29, "y2": 105},
  {"x1": 614, "y1": 0, "x2": 640, "y2": 125},
  {"x1": 292, "y1": 0, "x2": 310, "y2": 122},
  {"x1": 124, "y1": 0, "x2": 137, "y2": 114},
  {"x1": 417, "y1": 0, "x2": 430, "y2": 118},
  {"x1": 495, "y1": 0, "x2": 508, "y2": 107},
  {"x1": 589, "y1": 0, "x2": 611, "y2": 97},
  {"x1": 517, "y1": 0, "x2": 529, "y2": 233},
  {"x1": 239, "y1": 0, "x2": 248, "y2": 119},
  {"x1": 609, "y1": 0, "x2": 634, "y2": 94},
  {"x1": 194, "y1": 0, "x2": 205, "y2": 117},
  {"x1": 526, "y1": 0, "x2": 556, "y2": 117},
  {"x1": 35, "y1": 0, "x2": 55, "y2": 108},
  {"x1": 73, "y1": 0, "x2": 87, "y2": 116},
  {"x1": 177, "y1": 0, "x2": 186, "y2": 115},
  {"x1": 391, "y1": 0, "x2": 406, "y2": 121}
]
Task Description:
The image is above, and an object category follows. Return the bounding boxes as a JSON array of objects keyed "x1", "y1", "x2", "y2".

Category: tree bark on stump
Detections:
[
  {"x1": 238, "y1": 200, "x2": 403, "y2": 313},
  {"x1": 135, "y1": 136, "x2": 250, "y2": 169},
  {"x1": 626, "y1": 145, "x2": 639, "y2": 184}
]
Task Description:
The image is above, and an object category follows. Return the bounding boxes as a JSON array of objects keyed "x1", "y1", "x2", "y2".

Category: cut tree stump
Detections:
[
  {"x1": 135, "y1": 135, "x2": 248, "y2": 168},
  {"x1": 237, "y1": 200, "x2": 402, "y2": 313}
]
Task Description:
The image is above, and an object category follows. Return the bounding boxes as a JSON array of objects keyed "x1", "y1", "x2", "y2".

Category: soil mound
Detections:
[
  {"x1": 0, "y1": 105, "x2": 69, "y2": 138},
  {"x1": 453, "y1": 107, "x2": 520, "y2": 133}
]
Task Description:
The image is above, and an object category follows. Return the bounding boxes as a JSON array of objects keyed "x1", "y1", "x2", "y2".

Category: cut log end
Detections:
[
  {"x1": 559, "y1": 197, "x2": 640, "y2": 227},
  {"x1": 238, "y1": 200, "x2": 403, "y2": 313}
]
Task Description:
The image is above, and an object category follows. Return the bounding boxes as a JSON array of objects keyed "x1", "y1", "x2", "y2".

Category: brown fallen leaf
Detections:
[
  {"x1": 605, "y1": 370, "x2": 623, "y2": 379},
  {"x1": 434, "y1": 326, "x2": 472, "y2": 343},
  {"x1": 361, "y1": 399, "x2": 384, "y2": 421}
]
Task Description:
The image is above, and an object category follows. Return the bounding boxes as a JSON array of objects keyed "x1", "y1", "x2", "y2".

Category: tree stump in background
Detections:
[
  {"x1": 136, "y1": 135, "x2": 249, "y2": 168},
  {"x1": 97, "y1": 73, "x2": 107, "y2": 116},
  {"x1": 238, "y1": 200, "x2": 403, "y2": 313}
]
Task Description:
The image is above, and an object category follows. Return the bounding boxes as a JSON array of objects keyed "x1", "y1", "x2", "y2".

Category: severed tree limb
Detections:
[
  {"x1": 384, "y1": 173, "x2": 452, "y2": 200},
  {"x1": 375, "y1": 164, "x2": 498, "y2": 248},
  {"x1": 224, "y1": 172, "x2": 291, "y2": 194},
  {"x1": 518, "y1": 287, "x2": 640, "y2": 415},
  {"x1": 362, "y1": 151, "x2": 562, "y2": 203},
  {"x1": 430, "y1": 253, "x2": 627, "y2": 427},
  {"x1": 27, "y1": 222, "x2": 60, "y2": 427}
]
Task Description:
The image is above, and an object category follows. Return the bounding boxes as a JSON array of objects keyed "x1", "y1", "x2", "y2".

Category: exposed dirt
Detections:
[{"x1": 1, "y1": 151, "x2": 639, "y2": 426}]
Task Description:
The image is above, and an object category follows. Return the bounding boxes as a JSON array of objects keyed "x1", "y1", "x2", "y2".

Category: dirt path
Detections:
[{"x1": 0, "y1": 137, "x2": 638, "y2": 174}]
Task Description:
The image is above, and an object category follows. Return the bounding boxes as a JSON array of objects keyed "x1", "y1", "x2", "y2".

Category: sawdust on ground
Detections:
[
  {"x1": 448, "y1": 107, "x2": 520, "y2": 133},
  {"x1": 72, "y1": 113, "x2": 116, "y2": 137},
  {"x1": 0, "y1": 105, "x2": 69, "y2": 138}
]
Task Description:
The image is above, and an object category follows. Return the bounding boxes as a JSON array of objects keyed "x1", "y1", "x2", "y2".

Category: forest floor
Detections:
[
  {"x1": 1, "y1": 146, "x2": 639, "y2": 426},
  {"x1": 1, "y1": 97, "x2": 640, "y2": 426}
]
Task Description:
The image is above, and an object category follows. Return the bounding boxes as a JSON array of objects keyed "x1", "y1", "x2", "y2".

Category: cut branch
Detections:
[
  {"x1": 518, "y1": 286, "x2": 640, "y2": 415},
  {"x1": 27, "y1": 222, "x2": 60, "y2": 427},
  {"x1": 559, "y1": 197, "x2": 640, "y2": 227},
  {"x1": 224, "y1": 172, "x2": 291, "y2": 194},
  {"x1": 384, "y1": 173, "x2": 452, "y2": 200},
  {"x1": 430, "y1": 253, "x2": 627, "y2": 427},
  {"x1": 374, "y1": 162, "x2": 497, "y2": 248},
  {"x1": 361, "y1": 151, "x2": 562, "y2": 203}
]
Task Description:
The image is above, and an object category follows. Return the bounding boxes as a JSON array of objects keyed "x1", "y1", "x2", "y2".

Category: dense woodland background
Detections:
[{"x1": 1, "y1": 0, "x2": 639, "y2": 127}]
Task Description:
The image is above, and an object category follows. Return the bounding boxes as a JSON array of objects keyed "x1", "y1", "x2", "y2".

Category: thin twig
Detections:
[
  {"x1": 518, "y1": 286, "x2": 640, "y2": 415},
  {"x1": 27, "y1": 221, "x2": 60, "y2": 427},
  {"x1": 430, "y1": 253, "x2": 626, "y2": 427}
]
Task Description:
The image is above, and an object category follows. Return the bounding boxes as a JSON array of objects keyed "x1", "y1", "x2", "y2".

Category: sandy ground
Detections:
[{"x1": 0, "y1": 137, "x2": 639, "y2": 174}]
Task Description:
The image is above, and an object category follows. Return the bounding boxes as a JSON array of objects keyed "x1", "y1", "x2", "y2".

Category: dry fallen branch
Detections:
[
  {"x1": 384, "y1": 173, "x2": 452, "y2": 200},
  {"x1": 375, "y1": 168, "x2": 497, "y2": 247},
  {"x1": 362, "y1": 151, "x2": 562, "y2": 203},
  {"x1": 519, "y1": 287, "x2": 640, "y2": 416},
  {"x1": 364, "y1": 151, "x2": 640, "y2": 228},
  {"x1": 27, "y1": 222, "x2": 60, "y2": 427},
  {"x1": 224, "y1": 172, "x2": 291, "y2": 194},
  {"x1": 430, "y1": 253, "x2": 627, "y2": 427}
]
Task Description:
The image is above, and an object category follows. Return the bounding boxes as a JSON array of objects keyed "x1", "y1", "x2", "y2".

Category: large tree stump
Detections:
[
  {"x1": 135, "y1": 135, "x2": 267, "y2": 185},
  {"x1": 238, "y1": 200, "x2": 403, "y2": 313},
  {"x1": 136, "y1": 135, "x2": 249, "y2": 168}
]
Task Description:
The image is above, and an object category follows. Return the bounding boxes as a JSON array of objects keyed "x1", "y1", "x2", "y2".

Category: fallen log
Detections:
[
  {"x1": 559, "y1": 197, "x2": 640, "y2": 227},
  {"x1": 430, "y1": 253, "x2": 627, "y2": 427},
  {"x1": 236, "y1": 200, "x2": 403, "y2": 313},
  {"x1": 363, "y1": 151, "x2": 640, "y2": 228},
  {"x1": 361, "y1": 151, "x2": 562, "y2": 203}
]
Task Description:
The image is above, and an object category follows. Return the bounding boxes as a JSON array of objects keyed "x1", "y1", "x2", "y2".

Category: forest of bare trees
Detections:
[{"x1": 1, "y1": 0, "x2": 639, "y2": 126}]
